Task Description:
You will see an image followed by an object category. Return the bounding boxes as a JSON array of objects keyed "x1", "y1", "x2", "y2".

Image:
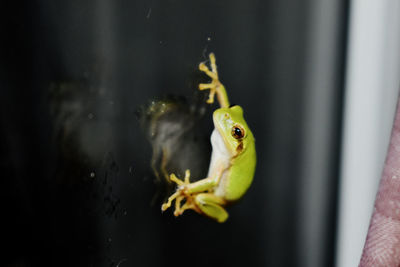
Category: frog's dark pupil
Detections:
[{"x1": 234, "y1": 127, "x2": 242, "y2": 138}]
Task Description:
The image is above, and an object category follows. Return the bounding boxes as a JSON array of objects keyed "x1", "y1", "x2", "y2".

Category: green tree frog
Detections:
[{"x1": 161, "y1": 53, "x2": 256, "y2": 223}]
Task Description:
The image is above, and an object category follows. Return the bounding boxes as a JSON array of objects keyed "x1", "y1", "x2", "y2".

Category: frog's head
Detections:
[{"x1": 213, "y1": 105, "x2": 254, "y2": 156}]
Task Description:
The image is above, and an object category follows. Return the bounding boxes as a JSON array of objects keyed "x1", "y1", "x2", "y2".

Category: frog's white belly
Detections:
[{"x1": 207, "y1": 129, "x2": 233, "y2": 197}]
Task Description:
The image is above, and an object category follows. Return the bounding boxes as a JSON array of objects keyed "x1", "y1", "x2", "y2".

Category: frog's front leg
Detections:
[
  {"x1": 161, "y1": 170, "x2": 192, "y2": 212},
  {"x1": 161, "y1": 169, "x2": 224, "y2": 217},
  {"x1": 198, "y1": 53, "x2": 230, "y2": 108},
  {"x1": 161, "y1": 170, "x2": 202, "y2": 216}
]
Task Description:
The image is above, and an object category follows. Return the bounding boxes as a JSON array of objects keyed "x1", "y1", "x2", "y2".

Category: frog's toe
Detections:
[
  {"x1": 161, "y1": 203, "x2": 169, "y2": 211},
  {"x1": 183, "y1": 169, "x2": 191, "y2": 183},
  {"x1": 199, "y1": 62, "x2": 208, "y2": 72},
  {"x1": 199, "y1": 62, "x2": 217, "y2": 79},
  {"x1": 169, "y1": 173, "x2": 184, "y2": 185},
  {"x1": 198, "y1": 83, "x2": 214, "y2": 90},
  {"x1": 161, "y1": 190, "x2": 180, "y2": 212}
]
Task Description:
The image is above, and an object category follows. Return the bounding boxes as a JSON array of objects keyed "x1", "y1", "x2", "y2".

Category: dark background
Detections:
[{"x1": 1, "y1": 1, "x2": 348, "y2": 266}]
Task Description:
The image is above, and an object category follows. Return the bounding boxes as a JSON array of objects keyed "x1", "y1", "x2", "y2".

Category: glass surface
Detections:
[{"x1": 1, "y1": 1, "x2": 346, "y2": 266}]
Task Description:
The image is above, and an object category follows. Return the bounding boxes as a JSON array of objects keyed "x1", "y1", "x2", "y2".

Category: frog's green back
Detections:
[{"x1": 225, "y1": 136, "x2": 256, "y2": 201}]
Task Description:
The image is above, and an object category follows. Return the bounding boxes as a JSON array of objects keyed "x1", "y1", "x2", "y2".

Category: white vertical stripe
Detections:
[{"x1": 336, "y1": 1, "x2": 400, "y2": 266}]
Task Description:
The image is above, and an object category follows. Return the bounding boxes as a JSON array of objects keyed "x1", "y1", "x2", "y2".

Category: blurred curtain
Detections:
[{"x1": 336, "y1": 1, "x2": 400, "y2": 266}]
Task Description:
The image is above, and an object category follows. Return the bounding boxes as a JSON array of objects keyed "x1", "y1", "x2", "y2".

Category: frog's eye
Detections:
[{"x1": 231, "y1": 125, "x2": 245, "y2": 139}]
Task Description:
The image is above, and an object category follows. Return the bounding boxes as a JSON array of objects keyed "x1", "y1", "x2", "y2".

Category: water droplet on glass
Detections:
[{"x1": 146, "y1": 8, "x2": 152, "y2": 19}]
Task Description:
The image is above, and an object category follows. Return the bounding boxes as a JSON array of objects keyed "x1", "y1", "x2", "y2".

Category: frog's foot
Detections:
[
  {"x1": 198, "y1": 53, "x2": 230, "y2": 108},
  {"x1": 194, "y1": 193, "x2": 228, "y2": 223},
  {"x1": 161, "y1": 170, "x2": 200, "y2": 215}
]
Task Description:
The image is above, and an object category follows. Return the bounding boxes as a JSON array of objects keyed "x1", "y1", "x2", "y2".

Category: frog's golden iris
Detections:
[{"x1": 231, "y1": 124, "x2": 245, "y2": 139}]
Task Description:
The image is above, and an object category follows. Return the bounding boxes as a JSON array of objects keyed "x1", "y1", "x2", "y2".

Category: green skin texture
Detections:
[{"x1": 212, "y1": 106, "x2": 256, "y2": 201}]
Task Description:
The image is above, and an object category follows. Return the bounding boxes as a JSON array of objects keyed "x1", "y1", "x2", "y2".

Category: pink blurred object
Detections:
[{"x1": 360, "y1": 98, "x2": 400, "y2": 266}]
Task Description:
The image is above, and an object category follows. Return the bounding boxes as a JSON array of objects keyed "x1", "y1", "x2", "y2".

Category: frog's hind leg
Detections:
[
  {"x1": 194, "y1": 193, "x2": 228, "y2": 223},
  {"x1": 174, "y1": 195, "x2": 201, "y2": 216}
]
